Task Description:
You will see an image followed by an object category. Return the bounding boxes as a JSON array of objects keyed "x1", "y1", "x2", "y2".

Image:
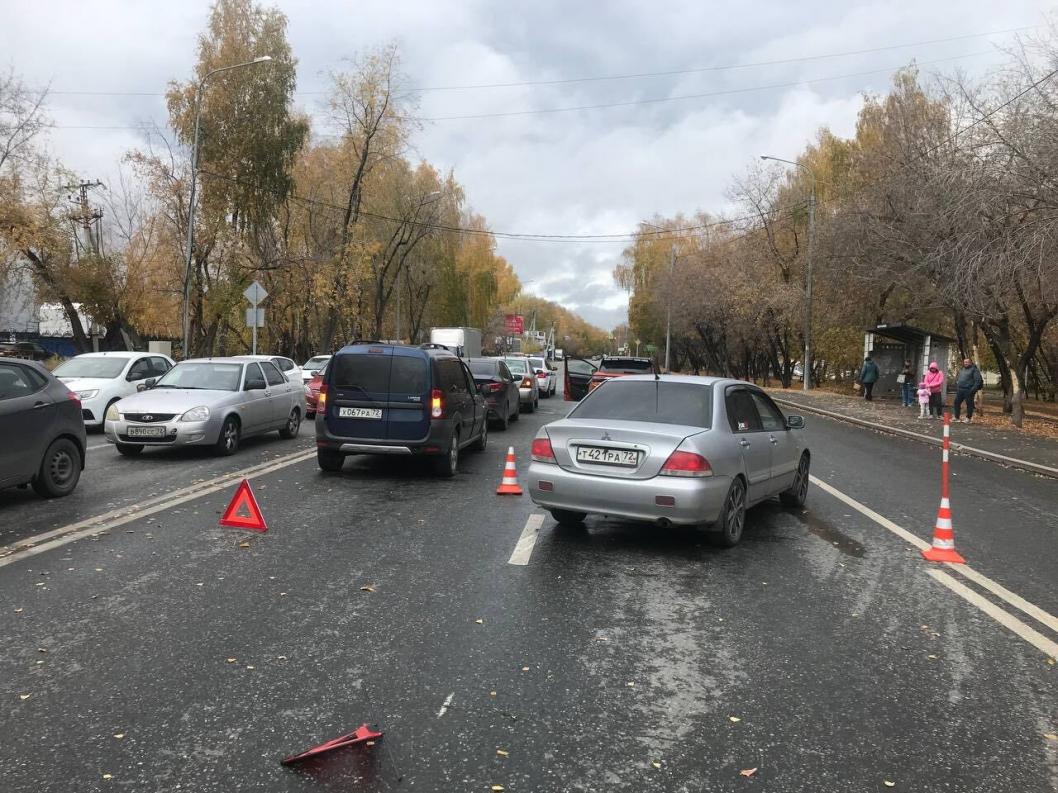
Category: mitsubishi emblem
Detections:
[{"x1": 601, "y1": 431, "x2": 612, "y2": 441}]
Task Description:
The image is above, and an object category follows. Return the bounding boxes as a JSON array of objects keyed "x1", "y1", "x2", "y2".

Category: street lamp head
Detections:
[{"x1": 253, "y1": 55, "x2": 273, "y2": 63}]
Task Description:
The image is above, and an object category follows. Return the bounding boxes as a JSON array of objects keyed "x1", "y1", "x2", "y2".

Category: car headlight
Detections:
[
  {"x1": 77, "y1": 389, "x2": 99, "y2": 400},
  {"x1": 105, "y1": 402, "x2": 121, "y2": 421},
  {"x1": 180, "y1": 406, "x2": 211, "y2": 422}
]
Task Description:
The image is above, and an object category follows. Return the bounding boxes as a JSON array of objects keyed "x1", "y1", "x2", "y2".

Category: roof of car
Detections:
[
  {"x1": 68, "y1": 351, "x2": 142, "y2": 358},
  {"x1": 231, "y1": 354, "x2": 292, "y2": 361},
  {"x1": 602, "y1": 373, "x2": 739, "y2": 388},
  {"x1": 335, "y1": 342, "x2": 457, "y2": 359},
  {"x1": 183, "y1": 357, "x2": 255, "y2": 365}
]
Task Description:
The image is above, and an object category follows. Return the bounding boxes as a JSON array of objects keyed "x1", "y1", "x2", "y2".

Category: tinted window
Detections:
[
  {"x1": 156, "y1": 362, "x2": 242, "y2": 391},
  {"x1": 244, "y1": 363, "x2": 266, "y2": 390},
  {"x1": 390, "y1": 356, "x2": 428, "y2": 394},
  {"x1": 127, "y1": 358, "x2": 153, "y2": 380},
  {"x1": 261, "y1": 361, "x2": 285, "y2": 386},
  {"x1": 469, "y1": 360, "x2": 498, "y2": 376},
  {"x1": 569, "y1": 381, "x2": 712, "y2": 428},
  {"x1": 53, "y1": 356, "x2": 127, "y2": 379},
  {"x1": 303, "y1": 356, "x2": 330, "y2": 370},
  {"x1": 438, "y1": 359, "x2": 468, "y2": 394},
  {"x1": 499, "y1": 362, "x2": 513, "y2": 380},
  {"x1": 274, "y1": 358, "x2": 294, "y2": 372},
  {"x1": 600, "y1": 358, "x2": 653, "y2": 373},
  {"x1": 749, "y1": 391, "x2": 785, "y2": 431},
  {"x1": 726, "y1": 389, "x2": 762, "y2": 433},
  {"x1": 0, "y1": 363, "x2": 42, "y2": 399},
  {"x1": 331, "y1": 353, "x2": 427, "y2": 395},
  {"x1": 566, "y1": 359, "x2": 597, "y2": 376},
  {"x1": 150, "y1": 357, "x2": 172, "y2": 376}
]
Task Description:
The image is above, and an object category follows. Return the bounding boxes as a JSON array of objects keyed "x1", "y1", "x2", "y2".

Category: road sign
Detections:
[
  {"x1": 505, "y1": 314, "x2": 524, "y2": 335},
  {"x1": 243, "y1": 281, "x2": 268, "y2": 306},
  {"x1": 245, "y1": 308, "x2": 265, "y2": 328}
]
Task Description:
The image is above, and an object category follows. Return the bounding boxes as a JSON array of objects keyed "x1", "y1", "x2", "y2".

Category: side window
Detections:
[
  {"x1": 274, "y1": 358, "x2": 293, "y2": 372},
  {"x1": 499, "y1": 362, "x2": 513, "y2": 381},
  {"x1": 127, "y1": 358, "x2": 153, "y2": 381},
  {"x1": 749, "y1": 391, "x2": 786, "y2": 431},
  {"x1": 0, "y1": 363, "x2": 40, "y2": 400},
  {"x1": 150, "y1": 357, "x2": 172, "y2": 376},
  {"x1": 460, "y1": 363, "x2": 476, "y2": 395},
  {"x1": 244, "y1": 363, "x2": 266, "y2": 390},
  {"x1": 261, "y1": 361, "x2": 285, "y2": 387},
  {"x1": 725, "y1": 388, "x2": 762, "y2": 433},
  {"x1": 439, "y1": 360, "x2": 467, "y2": 395}
]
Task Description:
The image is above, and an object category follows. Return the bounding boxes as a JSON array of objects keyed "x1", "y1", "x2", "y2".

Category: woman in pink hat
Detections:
[{"x1": 923, "y1": 361, "x2": 945, "y2": 418}]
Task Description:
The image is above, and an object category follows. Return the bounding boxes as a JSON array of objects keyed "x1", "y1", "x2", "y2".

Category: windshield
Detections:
[
  {"x1": 155, "y1": 362, "x2": 242, "y2": 391},
  {"x1": 504, "y1": 358, "x2": 529, "y2": 374},
  {"x1": 569, "y1": 381, "x2": 713, "y2": 428},
  {"x1": 600, "y1": 358, "x2": 654, "y2": 374},
  {"x1": 303, "y1": 356, "x2": 329, "y2": 370},
  {"x1": 53, "y1": 356, "x2": 128, "y2": 379}
]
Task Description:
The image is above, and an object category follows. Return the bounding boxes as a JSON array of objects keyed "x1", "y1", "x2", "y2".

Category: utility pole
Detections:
[
  {"x1": 664, "y1": 244, "x2": 675, "y2": 372},
  {"x1": 64, "y1": 180, "x2": 105, "y2": 258}
]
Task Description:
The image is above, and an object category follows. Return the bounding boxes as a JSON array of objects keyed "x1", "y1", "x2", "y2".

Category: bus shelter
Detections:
[{"x1": 864, "y1": 323, "x2": 956, "y2": 400}]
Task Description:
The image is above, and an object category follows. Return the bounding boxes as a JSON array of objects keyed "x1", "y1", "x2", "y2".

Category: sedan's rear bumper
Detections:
[
  {"x1": 527, "y1": 461, "x2": 730, "y2": 526},
  {"x1": 518, "y1": 387, "x2": 535, "y2": 403}
]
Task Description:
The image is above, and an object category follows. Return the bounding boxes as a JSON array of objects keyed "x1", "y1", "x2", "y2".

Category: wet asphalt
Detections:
[{"x1": 1, "y1": 397, "x2": 1056, "y2": 792}]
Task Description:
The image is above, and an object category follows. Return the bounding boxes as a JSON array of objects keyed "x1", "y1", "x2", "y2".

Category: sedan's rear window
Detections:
[
  {"x1": 599, "y1": 358, "x2": 654, "y2": 374},
  {"x1": 331, "y1": 354, "x2": 427, "y2": 395},
  {"x1": 570, "y1": 381, "x2": 712, "y2": 428},
  {"x1": 504, "y1": 358, "x2": 529, "y2": 374},
  {"x1": 469, "y1": 360, "x2": 497, "y2": 376}
]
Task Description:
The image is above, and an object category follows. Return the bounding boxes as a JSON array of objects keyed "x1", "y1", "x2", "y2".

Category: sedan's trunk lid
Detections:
[{"x1": 544, "y1": 418, "x2": 707, "y2": 480}]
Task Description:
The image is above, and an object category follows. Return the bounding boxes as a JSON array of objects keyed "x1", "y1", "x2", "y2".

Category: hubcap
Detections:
[
  {"x1": 449, "y1": 440, "x2": 458, "y2": 471},
  {"x1": 797, "y1": 458, "x2": 809, "y2": 498},
  {"x1": 50, "y1": 449, "x2": 73, "y2": 484},
  {"x1": 726, "y1": 484, "x2": 745, "y2": 537},
  {"x1": 225, "y1": 423, "x2": 237, "y2": 450},
  {"x1": 288, "y1": 410, "x2": 299, "y2": 433}
]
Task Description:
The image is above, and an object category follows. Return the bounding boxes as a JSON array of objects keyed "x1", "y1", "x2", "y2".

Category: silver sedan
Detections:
[
  {"x1": 527, "y1": 375, "x2": 810, "y2": 547},
  {"x1": 104, "y1": 357, "x2": 302, "y2": 456}
]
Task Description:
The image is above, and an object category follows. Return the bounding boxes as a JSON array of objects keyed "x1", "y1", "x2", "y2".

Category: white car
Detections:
[
  {"x1": 239, "y1": 355, "x2": 301, "y2": 385},
  {"x1": 301, "y1": 354, "x2": 331, "y2": 383},
  {"x1": 52, "y1": 351, "x2": 175, "y2": 428},
  {"x1": 528, "y1": 356, "x2": 557, "y2": 398}
]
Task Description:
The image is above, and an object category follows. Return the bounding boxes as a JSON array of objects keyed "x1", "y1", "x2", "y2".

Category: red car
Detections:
[
  {"x1": 304, "y1": 364, "x2": 327, "y2": 419},
  {"x1": 588, "y1": 356, "x2": 657, "y2": 392}
]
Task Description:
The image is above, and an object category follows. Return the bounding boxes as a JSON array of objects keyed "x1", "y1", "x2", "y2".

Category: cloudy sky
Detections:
[{"x1": 3, "y1": 0, "x2": 1051, "y2": 328}]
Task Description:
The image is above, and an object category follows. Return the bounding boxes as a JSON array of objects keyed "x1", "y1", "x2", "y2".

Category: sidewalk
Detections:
[{"x1": 767, "y1": 388, "x2": 1058, "y2": 478}]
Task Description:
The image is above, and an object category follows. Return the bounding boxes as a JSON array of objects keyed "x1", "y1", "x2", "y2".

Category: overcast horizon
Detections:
[{"x1": 3, "y1": 0, "x2": 1052, "y2": 329}]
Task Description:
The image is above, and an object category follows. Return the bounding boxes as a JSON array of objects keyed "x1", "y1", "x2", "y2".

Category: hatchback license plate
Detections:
[
  {"x1": 339, "y1": 407, "x2": 382, "y2": 419},
  {"x1": 576, "y1": 446, "x2": 639, "y2": 466},
  {"x1": 127, "y1": 426, "x2": 166, "y2": 438}
]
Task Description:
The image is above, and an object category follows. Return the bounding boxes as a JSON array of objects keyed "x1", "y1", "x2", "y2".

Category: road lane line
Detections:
[
  {"x1": 86, "y1": 442, "x2": 111, "y2": 452},
  {"x1": 0, "y1": 448, "x2": 316, "y2": 568},
  {"x1": 926, "y1": 570, "x2": 1058, "y2": 659},
  {"x1": 508, "y1": 513, "x2": 545, "y2": 566},
  {"x1": 437, "y1": 692, "x2": 454, "y2": 718},
  {"x1": 811, "y1": 473, "x2": 1058, "y2": 643}
]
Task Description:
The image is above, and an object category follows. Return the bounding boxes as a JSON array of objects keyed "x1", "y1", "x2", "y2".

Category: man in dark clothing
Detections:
[
  {"x1": 953, "y1": 358, "x2": 984, "y2": 422},
  {"x1": 859, "y1": 356, "x2": 880, "y2": 401}
]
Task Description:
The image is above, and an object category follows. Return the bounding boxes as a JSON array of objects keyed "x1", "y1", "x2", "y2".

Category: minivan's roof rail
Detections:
[
  {"x1": 346, "y1": 339, "x2": 389, "y2": 346},
  {"x1": 419, "y1": 343, "x2": 453, "y2": 352}
]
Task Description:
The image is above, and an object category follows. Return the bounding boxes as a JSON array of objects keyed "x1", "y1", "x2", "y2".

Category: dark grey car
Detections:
[{"x1": 0, "y1": 359, "x2": 87, "y2": 498}]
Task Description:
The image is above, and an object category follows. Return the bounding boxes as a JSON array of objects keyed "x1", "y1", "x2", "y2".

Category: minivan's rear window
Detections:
[
  {"x1": 570, "y1": 381, "x2": 713, "y2": 428},
  {"x1": 332, "y1": 354, "x2": 427, "y2": 395}
]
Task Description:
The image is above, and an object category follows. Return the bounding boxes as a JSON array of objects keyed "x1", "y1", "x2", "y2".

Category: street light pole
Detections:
[
  {"x1": 760, "y1": 155, "x2": 816, "y2": 391},
  {"x1": 665, "y1": 244, "x2": 674, "y2": 372},
  {"x1": 181, "y1": 55, "x2": 273, "y2": 358}
]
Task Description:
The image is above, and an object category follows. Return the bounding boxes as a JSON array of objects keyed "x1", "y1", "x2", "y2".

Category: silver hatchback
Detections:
[
  {"x1": 528, "y1": 375, "x2": 809, "y2": 547},
  {"x1": 104, "y1": 357, "x2": 302, "y2": 456}
]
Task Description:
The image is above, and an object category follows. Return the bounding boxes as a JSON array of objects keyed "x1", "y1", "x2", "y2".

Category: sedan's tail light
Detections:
[
  {"x1": 536, "y1": 371, "x2": 547, "y2": 378},
  {"x1": 531, "y1": 437, "x2": 556, "y2": 463},
  {"x1": 659, "y1": 450, "x2": 713, "y2": 477},
  {"x1": 487, "y1": 382, "x2": 504, "y2": 393},
  {"x1": 65, "y1": 389, "x2": 81, "y2": 406},
  {"x1": 317, "y1": 384, "x2": 328, "y2": 411},
  {"x1": 521, "y1": 377, "x2": 533, "y2": 388},
  {"x1": 430, "y1": 388, "x2": 445, "y2": 419}
]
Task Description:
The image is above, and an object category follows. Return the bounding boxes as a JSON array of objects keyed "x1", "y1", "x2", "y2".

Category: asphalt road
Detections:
[{"x1": 2, "y1": 395, "x2": 1056, "y2": 792}]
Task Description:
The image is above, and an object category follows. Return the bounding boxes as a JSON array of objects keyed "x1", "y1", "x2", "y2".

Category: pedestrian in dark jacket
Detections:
[
  {"x1": 899, "y1": 360, "x2": 914, "y2": 407},
  {"x1": 953, "y1": 358, "x2": 984, "y2": 423},
  {"x1": 858, "y1": 356, "x2": 879, "y2": 401}
]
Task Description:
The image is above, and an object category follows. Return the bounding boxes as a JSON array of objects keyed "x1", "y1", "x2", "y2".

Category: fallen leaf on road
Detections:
[
  {"x1": 729, "y1": 716, "x2": 741, "y2": 723},
  {"x1": 102, "y1": 773, "x2": 113, "y2": 780},
  {"x1": 491, "y1": 786, "x2": 505, "y2": 791},
  {"x1": 1044, "y1": 733, "x2": 1058, "y2": 741},
  {"x1": 521, "y1": 667, "x2": 530, "y2": 672},
  {"x1": 475, "y1": 618, "x2": 484, "y2": 624},
  {"x1": 360, "y1": 585, "x2": 375, "y2": 592},
  {"x1": 927, "y1": 654, "x2": 937, "y2": 660},
  {"x1": 19, "y1": 694, "x2": 31, "y2": 700},
  {"x1": 113, "y1": 733, "x2": 124, "y2": 739},
  {"x1": 496, "y1": 749, "x2": 509, "y2": 757},
  {"x1": 626, "y1": 681, "x2": 635, "y2": 687},
  {"x1": 14, "y1": 608, "x2": 23, "y2": 613},
  {"x1": 1047, "y1": 657, "x2": 1056, "y2": 665},
  {"x1": 489, "y1": 691, "x2": 497, "y2": 697},
  {"x1": 37, "y1": 648, "x2": 47, "y2": 654},
  {"x1": 739, "y1": 768, "x2": 757, "y2": 777},
  {"x1": 277, "y1": 655, "x2": 287, "y2": 661},
  {"x1": 884, "y1": 781, "x2": 896, "y2": 787},
  {"x1": 246, "y1": 665, "x2": 255, "y2": 670},
  {"x1": 239, "y1": 542, "x2": 250, "y2": 549},
  {"x1": 35, "y1": 582, "x2": 45, "y2": 587},
  {"x1": 651, "y1": 761, "x2": 662, "y2": 769},
  {"x1": 226, "y1": 658, "x2": 237, "y2": 663}
]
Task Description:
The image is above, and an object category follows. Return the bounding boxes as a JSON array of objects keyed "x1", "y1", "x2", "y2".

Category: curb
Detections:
[{"x1": 772, "y1": 397, "x2": 1058, "y2": 481}]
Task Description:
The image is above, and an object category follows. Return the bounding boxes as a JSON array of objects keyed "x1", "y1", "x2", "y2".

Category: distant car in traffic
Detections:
[
  {"x1": 301, "y1": 355, "x2": 331, "y2": 383},
  {"x1": 304, "y1": 363, "x2": 328, "y2": 419},
  {"x1": 52, "y1": 351, "x2": 175, "y2": 428},
  {"x1": 104, "y1": 357, "x2": 302, "y2": 457},
  {"x1": 468, "y1": 357, "x2": 520, "y2": 430},
  {"x1": 527, "y1": 356, "x2": 558, "y2": 398},
  {"x1": 240, "y1": 354, "x2": 301, "y2": 385},
  {"x1": 0, "y1": 340, "x2": 52, "y2": 361},
  {"x1": 502, "y1": 356, "x2": 540, "y2": 412},
  {"x1": 315, "y1": 342, "x2": 488, "y2": 476},
  {"x1": 563, "y1": 355, "x2": 657, "y2": 401},
  {"x1": 0, "y1": 358, "x2": 86, "y2": 498},
  {"x1": 528, "y1": 375, "x2": 809, "y2": 547}
]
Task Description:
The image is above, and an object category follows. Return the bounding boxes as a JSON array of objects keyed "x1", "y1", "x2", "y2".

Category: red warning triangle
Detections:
[{"x1": 219, "y1": 479, "x2": 267, "y2": 533}]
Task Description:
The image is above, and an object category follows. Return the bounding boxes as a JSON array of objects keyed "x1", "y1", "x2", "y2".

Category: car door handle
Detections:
[
  {"x1": 739, "y1": 439, "x2": 751, "y2": 448},
  {"x1": 33, "y1": 400, "x2": 48, "y2": 409}
]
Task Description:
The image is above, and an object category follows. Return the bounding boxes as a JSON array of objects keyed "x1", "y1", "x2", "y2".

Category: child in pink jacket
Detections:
[
  {"x1": 923, "y1": 362, "x2": 945, "y2": 418},
  {"x1": 916, "y1": 379, "x2": 931, "y2": 419}
]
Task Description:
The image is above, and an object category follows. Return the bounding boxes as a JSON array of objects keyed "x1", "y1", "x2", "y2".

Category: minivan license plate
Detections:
[
  {"x1": 339, "y1": 407, "x2": 382, "y2": 419},
  {"x1": 576, "y1": 446, "x2": 639, "y2": 466}
]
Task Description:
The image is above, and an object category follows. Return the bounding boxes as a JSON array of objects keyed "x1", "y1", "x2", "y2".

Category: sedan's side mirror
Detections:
[
  {"x1": 786, "y1": 415, "x2": 805, "y2": 429},
  {"x1": 136, "y1": 378, "x2": 157, "y2": 392}
]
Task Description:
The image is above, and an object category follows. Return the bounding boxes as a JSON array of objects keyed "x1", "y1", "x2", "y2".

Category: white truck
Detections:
[
  {"x1": 429, "y1": 327, "x2": 482, "y2": 358},
  {"x1": 553, "y1": 348, "x2": 564, "y2": 361}
]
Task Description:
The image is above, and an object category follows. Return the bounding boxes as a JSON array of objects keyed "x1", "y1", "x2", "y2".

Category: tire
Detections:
[
  {"x1": 473, "y1": 419, "x2": 488, "y2": 451},
  {"x1": 541, "y1": 385, "x2": 551, "y2": 399},
  {"x1": 710, "y1": 478, "x2": 747, "y2": 548},
  {"x1": 550, "y1": 509, "x2": 586, "y2": 527},
  {"x1": 306, "y1": 410, "x2": 316, "y2": 420},
  {"x1": 31, "y1": 438, "x2": 82, "y2": 498},
  {"x1": 214, "y1": 416, "x2": 240, "y2": 456},
  {"x1": 433, "y1": 430, "x2": 459, "y2": 477},
  {"x1": 534, "y1": 396, "x2": 540, "y2": 411},
  {"x1": 317, "y1": 448, "x2": 344, "y2": 472},
  {"x1": 116, "y1": 443, "x2": 143, "y2": 457},
  {"x1": 279, "y1": 407, "x2": 301, "y2": 439},
  {"x1": 780, "y1": 453, "x2": 810, "y2": 508},
  {"x1": 510, "y1": 400, "x2": 520, "y2": 422}
]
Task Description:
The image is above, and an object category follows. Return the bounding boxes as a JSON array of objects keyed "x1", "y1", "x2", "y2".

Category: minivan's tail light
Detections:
[
  {"x1": 318, "y1": 384, "x2": 328, "y2": 411},
  {"x1": 531, "y1": 437, "x2": 556, "y2": 463},
  {"x1": 430, "y1": 388, "x2": 445, "y2": 419},
  {"x1": 659, "y1": 450, "x2": 713, "y2": 477}
]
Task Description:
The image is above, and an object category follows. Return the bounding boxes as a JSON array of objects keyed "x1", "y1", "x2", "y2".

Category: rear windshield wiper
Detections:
[{"x1": 334, "y1": 384, "x2": 372, "y2": 399}]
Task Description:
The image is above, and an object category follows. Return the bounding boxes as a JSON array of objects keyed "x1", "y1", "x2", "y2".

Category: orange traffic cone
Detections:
[
  {"x1": 922, "y1": 413, "x2": 965, "y2": 564},
  {"x1": 496, "y1": 446, "x2": 523, "y2": 496}
]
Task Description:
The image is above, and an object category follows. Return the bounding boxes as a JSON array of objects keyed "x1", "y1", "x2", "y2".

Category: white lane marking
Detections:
[
  {"x1": 437, "y1": 692, "x2": 454, "y2": 718},
  {"x1": 0, "y1": 448, "x2": 316, "y2": 568},
  {"x1": 811, "y1": 473, "x2": 1058, "y2": 645},
  {"x1": 86, "y1": 442, "x2": 111, "y2": 452},
  {"x1": 809, "y1": 475, "x2": 929, "y2": 550},
  {"x1": 508, "y1": 513, "x2": 545, "y2": 566},
  {"x1": 927, "y1": 570, "x2": 1058, "y2": 659}
]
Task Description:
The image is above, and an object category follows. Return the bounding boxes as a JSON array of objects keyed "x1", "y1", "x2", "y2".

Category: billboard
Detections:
[{"x1": 505, "y1": 314, "x2": 524, "y2": 335}]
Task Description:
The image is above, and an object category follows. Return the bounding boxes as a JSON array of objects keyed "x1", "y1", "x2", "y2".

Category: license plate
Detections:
[
  {"x1": 339, "y1": 407, "x2": 382, "y2": 419},
  {"x1": 127, "y1": 426, "x2": 166, "y2": 438},
  {"x1": 576, "y1": 446, "x2": 640, "y2": 467}
]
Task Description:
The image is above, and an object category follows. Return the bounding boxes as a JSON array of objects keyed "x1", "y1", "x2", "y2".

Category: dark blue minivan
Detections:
[{"x1": 315, "y1": 343, "x2": 488, "y2": 476}]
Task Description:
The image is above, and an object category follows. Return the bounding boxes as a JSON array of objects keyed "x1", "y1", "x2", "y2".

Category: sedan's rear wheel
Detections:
[
  {"x1": 710, "y1": 478, "x2": 747, "y2": 548},
  {"x1": 780, "y1": 453, "x2": 810, "y2": 507},
  {"x1": 31, "y1": 438, "x2": 82, "y2": 498},
  {"x1": 550, "y1": 509, "x2": 586, "y2": 527},
  {"x1": 279, "y1": 407, "x2": 301, "y2": 439}
]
